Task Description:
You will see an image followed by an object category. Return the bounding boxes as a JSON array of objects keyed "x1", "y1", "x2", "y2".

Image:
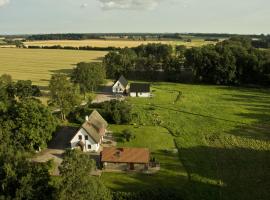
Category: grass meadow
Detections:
[
  {"x1": 0, "y1": 48, "x2": 106, "y2": 86},
  {"x1": 23, "y1": 39, "x2": 216, "y2": 48},
  {"x1": 102, "y1": 83, "x2": 270, "y2": 200}
]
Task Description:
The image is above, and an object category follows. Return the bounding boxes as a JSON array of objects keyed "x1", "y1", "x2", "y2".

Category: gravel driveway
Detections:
[{"x1": 32, "y1": 126, "x2": 78, "y2": 175}]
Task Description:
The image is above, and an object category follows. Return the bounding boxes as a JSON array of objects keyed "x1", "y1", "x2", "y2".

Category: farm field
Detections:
[
  {"x1": 23, "y1": 39, "x2": 216, "y2": 48},
  {"x1": 0, "y1": 48, "x2": 106, "y2": 86},
  {"x1": 102, "y1": 83, "x2": 270, "y2": 200}
]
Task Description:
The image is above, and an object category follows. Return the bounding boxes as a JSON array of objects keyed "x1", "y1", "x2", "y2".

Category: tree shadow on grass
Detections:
[
  {"x1": 177, "y1": 146, "x2": 270, "y2": 200},
  {"x1": 219, "y1": 88, "x2": 270, "y2": 142}
]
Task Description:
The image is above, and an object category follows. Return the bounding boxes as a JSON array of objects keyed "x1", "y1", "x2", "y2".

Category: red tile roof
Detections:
[{"x1": 101, "y1": 147, "x2": 150, "y2": 164}]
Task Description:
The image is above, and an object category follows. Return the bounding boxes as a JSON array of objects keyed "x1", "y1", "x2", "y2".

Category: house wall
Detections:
[
  {"x1": 130, "y1": 92, "x2": 150, "y2": 97},
  {"x1": 70, "y1": 128, "x2": 100, "y2": 152},
  {"x1": 112, "y1": 81, "x2": 125, "y2": 93},
  {"x1": 102, "y1": 162, "x2": 148, "y2": 171}
]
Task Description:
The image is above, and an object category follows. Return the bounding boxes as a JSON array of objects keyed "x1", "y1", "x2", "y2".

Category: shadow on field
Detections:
[
  {"x1": 220, "y1": 87, "x2": 270, "y2": 141},
  {"x1": 49, "y1": 68, "x2": 73, "y2": 75},
  {"x1": 177, "y1": 146, "x2": 270, "y2": 200}
]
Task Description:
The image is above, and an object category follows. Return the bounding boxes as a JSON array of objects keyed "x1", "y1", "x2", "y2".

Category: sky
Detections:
[{"x1": 0, "y1": 0, "x2": 269, "y2": 35}]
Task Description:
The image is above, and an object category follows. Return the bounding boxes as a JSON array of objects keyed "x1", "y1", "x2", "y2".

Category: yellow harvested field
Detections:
[
  {"x1": 0, "y1": 48, "x2": 106, "y2": 86},
  {"x1": 24, "y1": 39, "x2": 216, "y2": 48}
]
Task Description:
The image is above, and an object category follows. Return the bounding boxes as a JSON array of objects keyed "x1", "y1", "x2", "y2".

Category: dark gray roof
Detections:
[
  {"x1": 130, "y1": 83, "x2": 150, "y2": 93},
  {"x1": 118, "y1": 75, "x2": 128, "y2": 88},
  {"x1": 73, "y1": 110, "x2": 108, "y2": 143}
]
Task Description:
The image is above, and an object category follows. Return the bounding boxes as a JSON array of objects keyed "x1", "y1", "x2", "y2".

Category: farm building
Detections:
[
  {"x1": 130, "y1": 83, "x2": 151, "y2": 97},
  {"x1": 101, "y1": 147, "x2": 150, "y2": 171},
  {"x1": 70, "y1": 110, "x2": 108, "y2": 152},
  {"x1": 112, "y1": 75, "x2": 128, "y2": 94}
]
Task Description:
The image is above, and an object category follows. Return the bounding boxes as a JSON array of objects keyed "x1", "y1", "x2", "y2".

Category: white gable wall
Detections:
[
  {"x1": 112, "y1": 81, "x2": 125, "y2": 93},
  {"x1": 70, "y1": 128, "x2": 100, "y2": 152}
]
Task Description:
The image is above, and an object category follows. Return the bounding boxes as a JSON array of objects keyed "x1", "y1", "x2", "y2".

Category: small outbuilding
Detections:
[
  {"x1": 129, "y1": 83, "x2": 151, "y2": 97},
  {"x1": 112, "y1": 75, "x2": 128, "y2": 94},
  {"x1": 101, "y1": 147, "x2": 150, "y2": 171}
]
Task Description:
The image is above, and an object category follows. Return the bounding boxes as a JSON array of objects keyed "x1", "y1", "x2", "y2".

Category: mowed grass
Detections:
[
  {"x1": 104, "y1": 83, "x2": 270, "y2": 200},
  {"x1": 24, "y1": 39, "x2": 216, "y2": 48},
  {"x1": 0, "y1": 48, "x2": 106, "y2": 86},
  {"x1": 101, "y1": 125, "x2": 188, "y2": 193}
]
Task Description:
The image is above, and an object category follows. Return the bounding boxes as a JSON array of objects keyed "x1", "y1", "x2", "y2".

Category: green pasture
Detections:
[{"x1": 103, "y1": 83, "x2": 270, "y2": 200}]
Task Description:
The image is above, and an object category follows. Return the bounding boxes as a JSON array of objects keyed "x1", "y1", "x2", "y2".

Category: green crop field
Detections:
[
  {"x1": 0, "y1": 48, "x2": 107, "y2": 86},
  {"x1": 102, "y1": 83, "x2": 270, "y2": 200}
]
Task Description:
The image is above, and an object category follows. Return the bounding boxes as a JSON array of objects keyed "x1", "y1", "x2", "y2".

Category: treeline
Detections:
[
  {"x1": 103, "y1": 38, "x2": 270, "y2": 86},
  {"x1": 104, "y1": 43, "x2": 189, "y2": 82},
  {"x1": 251, "y1": 35, "x2": 270, "y2": 48},
  {"x1": 27, "y1": 45, "x2": 121, "y2": 51},
  {"x1": 185, "y1": 37, "x2": 270, "y2": 85}
]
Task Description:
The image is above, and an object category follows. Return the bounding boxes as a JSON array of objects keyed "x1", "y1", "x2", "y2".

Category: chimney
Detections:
[{"x1": 85, "y1": 116, "x2": 89, "y2": 121}]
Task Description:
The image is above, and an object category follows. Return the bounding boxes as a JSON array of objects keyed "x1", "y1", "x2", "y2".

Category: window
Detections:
[
  {"x1": 88, "y1": 145, "x2": 91, "y2": 149},
  {"x1": 85, "y1": 136, "x2": 88, "y2": 140},
  {"x1": 78, "y1": 135, "x2": 82, "y2": 140}
]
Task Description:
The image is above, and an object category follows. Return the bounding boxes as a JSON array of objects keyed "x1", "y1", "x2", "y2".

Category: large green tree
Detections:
[
  {"x1": 49, "y1": 73, "x2": 81, "y2": 120},
  {"x1": 71, "y1": 62, "x2": 106, "y2": 96},
  {"x1": 9, "y1": 99, "x2": 58, "y2": 151},
  {"x1": 57, "y1": 150, "x2": 111, "y2": 200},
  {"x1": 0, "y1": 146, "x2": 54, "y2": 200}
]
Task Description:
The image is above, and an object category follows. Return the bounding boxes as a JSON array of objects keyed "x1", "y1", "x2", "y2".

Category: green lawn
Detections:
[
  {"x1": 101, "y1": 125, "x2": 187, "y2": 193},
  {"x1": 103, "y1": 83, "x2": 270, "y2": 200}
]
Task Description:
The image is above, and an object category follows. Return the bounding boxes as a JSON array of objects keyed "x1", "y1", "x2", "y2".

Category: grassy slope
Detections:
[
  {"x1": 101, "y1": 125, "x2": 187, "y2": 193},
  {"x1": 0, "y1": 48, "x2": 106, "y2": 86},
  {"x1": 103, "y1": 83, "x2": 270, "y2": 200},
  {"x1": 24, "y1": 39, "x2": 216, "y2": 48}
]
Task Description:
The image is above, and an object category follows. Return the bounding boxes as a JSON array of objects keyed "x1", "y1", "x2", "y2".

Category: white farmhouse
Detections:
[
  {"x1": 130, "y1": 83, "x2": 151, "y2": 97},
  {"x1": 70, "y1": 110, "x2": 108, "y2": 152},
  {"x1": 112, "y1": 75, "x2": 128, "y2": 94}
]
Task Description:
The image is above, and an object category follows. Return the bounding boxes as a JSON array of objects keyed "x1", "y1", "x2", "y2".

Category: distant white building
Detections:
[
  {"x1": 112, "y1": 75, "x2": 128, "y2": 94},
  {"x1": 129, "y1": 83, "x2": 151, "y2": 97},
  {"x1": 70, "y1": 110, "x2": 108, "y2": 152}
]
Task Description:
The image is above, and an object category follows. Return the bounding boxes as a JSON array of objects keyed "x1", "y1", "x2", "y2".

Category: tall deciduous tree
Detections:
[
  {"x1": 71, "y1": 62, "x2": 106, "y2": 96},
  {"x1": 10, "y1": 99, "x2": 58, "y2": 151},
  {"x1": 49, "y1": 73, "x2": 81, "y2": 120},
  {"x1": 57, "y1": 150, "x2": 111, "y2": 200}
]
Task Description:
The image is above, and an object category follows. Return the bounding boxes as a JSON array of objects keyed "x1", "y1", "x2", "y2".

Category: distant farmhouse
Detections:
[
  {"x1": 112, "y1": 75, "x2": 128, "y2": 94},
  {"x1": 112, "y1": 76, "x2": 151, "y2": 97},
  {"x1": 101, "y1": 147, "x2": 150, "y2": 171},
  {"x1": 130, "y1": 83, "x2": 151, "y2": 97},
  {"x1": 70, "y1": 110, "x2": 108, "y2": 152}
]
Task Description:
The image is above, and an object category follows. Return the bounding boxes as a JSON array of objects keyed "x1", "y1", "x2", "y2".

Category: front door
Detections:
[{"x1": 129, "y1": 163, "x2": 135, "y2": 170}]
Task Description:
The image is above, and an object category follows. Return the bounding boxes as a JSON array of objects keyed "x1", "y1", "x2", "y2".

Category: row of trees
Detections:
[
  {"x1": 103, "y1": 38, "x2": 270, "y2": 85},
  {"x1": 185, "y1": 37, "x2": 270, "y2": 85},
  {"x1": 27, "y1": 45, "x2": 121, "y2": 51},
  {"x1": 103, "y1": 43, "x2": 186, "y2": 82}
]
